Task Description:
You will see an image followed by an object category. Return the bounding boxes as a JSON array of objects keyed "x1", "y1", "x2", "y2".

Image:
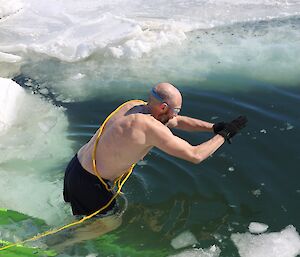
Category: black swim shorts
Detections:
[{"x1": 63, "y1": 154, "x2": 117, "y2": 216}]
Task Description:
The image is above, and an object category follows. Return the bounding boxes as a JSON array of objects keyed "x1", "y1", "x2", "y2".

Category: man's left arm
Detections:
[{"x1": 167, "y1": 115, "x2": 214, "y2": 132}]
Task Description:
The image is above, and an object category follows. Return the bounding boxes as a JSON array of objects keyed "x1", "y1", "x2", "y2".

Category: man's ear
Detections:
[{"x1": 160, "y1": 103, "x2": 168, "y2": 111}]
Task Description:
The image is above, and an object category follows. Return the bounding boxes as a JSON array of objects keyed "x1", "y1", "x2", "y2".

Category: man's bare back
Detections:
[{"x1": 77, "y1": 100, "x2": 155, "y2": 181}]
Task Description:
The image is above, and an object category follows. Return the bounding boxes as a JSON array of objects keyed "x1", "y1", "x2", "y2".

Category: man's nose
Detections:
[{"x1": 170, "y1": 112, "x2": 177, "y2": 118}]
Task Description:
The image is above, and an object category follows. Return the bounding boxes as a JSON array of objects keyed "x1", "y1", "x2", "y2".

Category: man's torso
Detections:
[{"x1": 77, "y1": 101, "x2": 155, "y2": 181}]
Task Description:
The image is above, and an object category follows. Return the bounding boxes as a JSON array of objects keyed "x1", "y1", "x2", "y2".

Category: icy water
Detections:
[{"x1": 1, "y1": 0, "x2": 300, "y2": 256}]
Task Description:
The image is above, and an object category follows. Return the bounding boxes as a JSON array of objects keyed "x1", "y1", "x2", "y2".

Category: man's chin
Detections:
[
  {"x1": 160, "y1": 118, "x2": 169, "y2": 125},
  {"x1": 156, "y1": 114, "x2": 170, "y2": 125}
]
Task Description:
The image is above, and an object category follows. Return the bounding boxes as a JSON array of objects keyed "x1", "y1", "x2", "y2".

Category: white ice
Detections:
[
  {"x1": 168, "y1": 245, "x2": 221, "y2": 257},
  {"x1": 0, "y1": 52, "x2": 22, "y2": 63},
  {"x1": 0, "y1": 0, "x2": 299, "y2": 102},
  {"x1": 0, "y1": 78, "x2": 25, "y2": 130},
  {"x1": 171, "y1": 230, "x2": 198, "y2": 249},
  {"x1": 231, "y1": 225, "x2": 300, "y2": 257},
  {"x1": 0, "y1": 78, "x2": 73, "y2": 224},
  {"x1": 0, "y1": 0, "x2": 23, "y2": 19},
  {"x1": 1, "y1": 0, "x2": 300, "y2": 62},
  {"x1": 249, "y1": 222, "x2": 269, "y2": 234}
]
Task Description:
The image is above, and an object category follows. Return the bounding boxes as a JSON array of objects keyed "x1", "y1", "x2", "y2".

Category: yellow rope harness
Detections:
[{"x1": 0, "y1": 99, "x2": 146, "y2": 251}]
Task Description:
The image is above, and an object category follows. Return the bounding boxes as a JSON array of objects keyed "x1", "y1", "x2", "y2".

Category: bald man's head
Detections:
[
  {"x1": 148, "y1": 83, "x2": 182, "y2": 124},
  {"x1": 149, "y1": 83, "x2": 182, "y2": 105}
]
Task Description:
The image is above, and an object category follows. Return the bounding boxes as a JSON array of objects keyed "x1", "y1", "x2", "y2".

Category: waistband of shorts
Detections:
[{"x1": 74, "y1": 154, "x2": 111, "y2": 184}]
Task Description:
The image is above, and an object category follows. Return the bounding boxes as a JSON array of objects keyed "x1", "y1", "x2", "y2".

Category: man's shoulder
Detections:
[
  {"x1": 132, "y1": 113, "x2": 158, "y2": 126},
  {"x1": 129, "y1": 113, "x2": 164, "y2": 131}
]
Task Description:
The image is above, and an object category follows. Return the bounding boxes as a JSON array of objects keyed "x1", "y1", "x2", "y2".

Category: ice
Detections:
[
  {"x1": 0, "y1": 78, "x2": 73, "y2": 224},
  {"x1": 286, "y1": 122, "x2": 294, "y2": 130},
  {"x1": 0, "y1": 0, "x2": 299, "y2": 101},
  {"x1": 248, "y1": 222, "x2": 269, "y2": 234},
  {"x1": 0, "y1": 78, "x2": 25, "y2": 129},
  {"x1": 1, "y1": 0, "x2": 300, "y2": 100},
  {"x1": 1, "y1": 0, "x2": 300, "y2": 62},
  {"x1": 0, "y1": 0, "x2": 23, "y2": 19},
  {"x1": 171, "y1": 230, "x2": 198, "y2": 249},
  {"x1": 0, "y1": 170, "x2": 69, "y2": 224},
  {"x1": 109, "y1": 21, "x2": 187, "y2": 59},
  {"x1": 71, "y1": 73, "x2": 86, "y2": 80},
  {"x1": 252, "y1": 189, "x2": 261, "y2": 197},
  {"x1": 0, "y1": 52, "x2": 22, "y2": 63},
  {"x1": 0, "y1": 78, "x2": 72, "y2": 163},
  {"x1": 231, "y1": 225, "x2": 300, "y2": 257},
  {"x1": 168, "y1": 245, "x2": 221, "y2": 257}
]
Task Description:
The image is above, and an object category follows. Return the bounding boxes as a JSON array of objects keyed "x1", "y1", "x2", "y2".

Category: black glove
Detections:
[
  {"x1": 217, "y1": 116, "x2": 248, "y2": 144},
  {"x1": 213, "y1": 121, "x2": 226, "y2": 134}
]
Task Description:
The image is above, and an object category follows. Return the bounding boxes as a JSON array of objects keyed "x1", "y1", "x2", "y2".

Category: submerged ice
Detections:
[
  {"x1": 171, "y1": 230, "x2": 198, "y2": 249},
  {"x1": 169, "y1": 231, "x2": 220, "y2": 257}
]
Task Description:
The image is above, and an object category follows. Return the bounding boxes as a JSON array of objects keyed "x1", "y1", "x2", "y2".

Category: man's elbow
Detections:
[{"x1": 190, "y1": 153, "x2": 204, "y2": 164}]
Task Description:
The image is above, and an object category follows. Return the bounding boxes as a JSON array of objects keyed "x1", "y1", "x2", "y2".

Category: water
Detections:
[{"x1": 0, "y1": 0, "x2": 300, "y2": 256}]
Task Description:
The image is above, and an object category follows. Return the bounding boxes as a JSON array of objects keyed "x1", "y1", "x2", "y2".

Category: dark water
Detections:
[{"x1": 55, "y1": 77, "x2": 300, "y2": 256}]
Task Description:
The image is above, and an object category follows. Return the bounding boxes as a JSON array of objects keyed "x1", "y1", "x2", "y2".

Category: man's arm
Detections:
[
  {"x1": 146, "y1": 118, "x2": 224, "y2": 164},
  {"x1": 167, "y1": 115, "x2": 214, "y2": 132}
]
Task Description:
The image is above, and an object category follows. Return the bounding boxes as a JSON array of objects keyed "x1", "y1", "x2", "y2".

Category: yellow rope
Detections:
[
  {"x1": 92, "y1": 99, "x2": 146, "y2": 190},
  {"x1": 0, "y1": 99, "x2": 146, "y2": 251}
]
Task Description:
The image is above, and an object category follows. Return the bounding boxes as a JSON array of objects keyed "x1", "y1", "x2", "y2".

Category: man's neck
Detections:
[{"x1": 141, "y1": 104, "x2": 151, "y2": 114}]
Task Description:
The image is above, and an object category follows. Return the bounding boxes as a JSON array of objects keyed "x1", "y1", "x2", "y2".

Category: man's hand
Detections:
[
  {"x1": 213, "y1": 121, "x2": 226, "y2": 134},
  {"x1": 215, "y1": 116, "x2": 248, "y2": 144}
]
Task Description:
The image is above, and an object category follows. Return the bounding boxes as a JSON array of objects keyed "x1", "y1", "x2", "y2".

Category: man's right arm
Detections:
[{"x1": 146, "y1": 118, "x2": 225, "y2": 164}]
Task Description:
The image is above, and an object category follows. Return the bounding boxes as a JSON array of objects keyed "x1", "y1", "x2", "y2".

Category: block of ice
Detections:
[
  {"x1": 0, "y1": 78, "x2": 73, "y2": 223},
  {"x1": 248, "y1": 222, "x2": 269, "y2": 234},
  {"x1": 171, "y1": 230, "x2": 198, "y2": 249},
  {"x1": 168, "y1": 245, "x2": 221, "y2": 257},
  {"x1": 0, "y1": 77, "x2": 72, "y2": 163},
  {"x1": 231, "y1": 225, "x2": 300, "y2": 257},
  {"x1": 0, "y1": 77, "x2": 26, "y2": 130}
]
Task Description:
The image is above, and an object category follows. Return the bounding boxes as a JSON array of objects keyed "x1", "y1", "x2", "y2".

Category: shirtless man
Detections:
[{"x1": 63, "y1": 82, "x2": 247, "y2": 217}]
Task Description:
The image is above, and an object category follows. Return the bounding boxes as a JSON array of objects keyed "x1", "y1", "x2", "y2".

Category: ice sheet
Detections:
[{"x1": 1, "y1": 0, "x2": 300, "y2": 61}]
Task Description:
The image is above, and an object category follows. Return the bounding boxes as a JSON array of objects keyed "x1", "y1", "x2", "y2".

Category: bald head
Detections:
[
  {"x1": 147, "y1": 82, "x2": 182, "y2": 124},
  {"x1": 149, "y1": 83, "x2": 182, "y2": 106}
]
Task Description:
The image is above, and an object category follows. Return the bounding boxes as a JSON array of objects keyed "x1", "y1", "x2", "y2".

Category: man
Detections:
[{"x1": 63, "y1": 82, "x2": 247, "y2": 217}]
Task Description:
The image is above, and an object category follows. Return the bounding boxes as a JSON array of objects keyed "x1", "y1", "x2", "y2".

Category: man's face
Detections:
[
  {"x1": 156, "y1": 101, "x2": 181, "y2": 125},
  {"x1": 157, "y1": 111, "x2": 172, "y2": 125}
]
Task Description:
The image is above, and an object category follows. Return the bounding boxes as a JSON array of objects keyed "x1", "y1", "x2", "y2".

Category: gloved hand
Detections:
[
  {"x1": 217, "y1": 116, "x2": 248, "y2": 144},
  {"x1": 213, "y1": 121, "x2": 226, "y2": 134}
]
